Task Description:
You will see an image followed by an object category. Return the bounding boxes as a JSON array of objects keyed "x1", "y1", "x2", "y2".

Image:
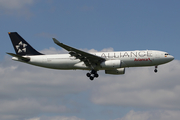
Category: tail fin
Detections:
[{"x1": 8, "y1": 32, "x2": 43, "y2": 56}]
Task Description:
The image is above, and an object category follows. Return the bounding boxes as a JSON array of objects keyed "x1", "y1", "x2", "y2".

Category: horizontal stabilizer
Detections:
[{"x1": 7, "y1": 53, "x2": 30, "y2": 62}]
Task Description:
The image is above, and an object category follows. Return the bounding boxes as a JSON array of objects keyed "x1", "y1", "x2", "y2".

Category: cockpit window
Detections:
[{"x1": 165, "y1": 53, "x2": 169, "y2": 55}]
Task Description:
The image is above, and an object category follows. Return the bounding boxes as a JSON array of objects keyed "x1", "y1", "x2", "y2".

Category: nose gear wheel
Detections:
[{"x1": 154, "y1": 66, "x2": 158, "y2": 73}]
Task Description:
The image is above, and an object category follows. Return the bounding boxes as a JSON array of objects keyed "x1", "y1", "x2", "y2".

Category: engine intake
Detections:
[{"x1": 105, "y1": 68, "x2": 125, "y2": 75}]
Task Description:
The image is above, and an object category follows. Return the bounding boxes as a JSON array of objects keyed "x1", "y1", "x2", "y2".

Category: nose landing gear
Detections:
[
  {"x1": 154, "y1": 66, "x2": 158, "y2": 73},
  {"x1": 86, "y1": 70, "x2": 99, "y2": 80}
]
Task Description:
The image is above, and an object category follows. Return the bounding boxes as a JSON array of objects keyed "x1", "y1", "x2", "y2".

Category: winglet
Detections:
[
  {"x1": 53, "y1": 38, "x2": 65, "y2": 47},
  {"x1": 52, "y1": 38, "x2": 71, "y2": 51},
  {"x1": 53, "y1": 38, "x2": 60, "y2": 44}
]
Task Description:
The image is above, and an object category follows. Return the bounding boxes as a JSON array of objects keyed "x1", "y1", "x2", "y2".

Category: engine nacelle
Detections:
[
  {"x1": 105, "y1": 68, "x2": 125, "y2": 75},
  {"x1": 100, "y1": 60, "x2": 121, "y2": 69}
]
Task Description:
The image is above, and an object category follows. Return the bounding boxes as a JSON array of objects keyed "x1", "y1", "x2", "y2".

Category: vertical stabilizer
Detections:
[{"x1": 8, "y1": 32, "x2": 43, "y2": 56}]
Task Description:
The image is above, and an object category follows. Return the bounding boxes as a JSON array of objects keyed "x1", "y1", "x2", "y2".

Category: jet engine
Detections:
[
  {"x1": 100, "y1": 60, "x2": 121, "y2": 69},
  {"x1": 105, "y1": 68, "x2": 125, "y2": 75}
]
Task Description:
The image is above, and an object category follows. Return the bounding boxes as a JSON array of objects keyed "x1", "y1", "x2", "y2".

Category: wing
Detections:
[{"x1": 53, "y1": 38, "x2": 105, "y2": 68}]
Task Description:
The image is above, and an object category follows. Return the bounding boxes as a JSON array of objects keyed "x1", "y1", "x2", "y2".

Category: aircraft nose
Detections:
[{"x1": 169, "y1": 55, "x2": 174, "y2": 61}]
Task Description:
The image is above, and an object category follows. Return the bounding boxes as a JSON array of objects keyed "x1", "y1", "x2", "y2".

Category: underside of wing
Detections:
[{"x1": 53, "y1": 38, "x2": 105, "y2": 68}]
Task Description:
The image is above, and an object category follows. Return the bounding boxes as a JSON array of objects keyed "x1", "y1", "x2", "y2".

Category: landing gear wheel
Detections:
[
  {"x1": 86, "y1": 73, "x2": 91, "y2": 77},
  {"x1": 94, "y1": 73, "x2": 99, "y2": 78},
  {"x1": 90, "y1": 76, "x2": 94, "y2": 80},
  {"x1": 154, "y1": 66, "x2": 158, "y2": 73},
  {"x1": 154, "y1": 69, "x2": 158, "y2": 73},
  {"x1": 91, "y1": 70, "x2": 96, "y2": 74},
  {"x1": 86, "y1": 70, "x2": 99, "y2": 80}
]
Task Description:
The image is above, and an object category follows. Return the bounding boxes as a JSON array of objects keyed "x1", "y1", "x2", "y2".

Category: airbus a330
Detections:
[{"x1": 7, "y1": 32, "x2": 174, "y2": 80}]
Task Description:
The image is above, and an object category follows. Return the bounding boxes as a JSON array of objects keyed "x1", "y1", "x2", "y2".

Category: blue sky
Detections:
[
  {"x1": 1, "y1": 0, "x2": 180, "y2": 120},
  {"x1": 1, "y1": 0, "x2": 180, "y2": 59}
]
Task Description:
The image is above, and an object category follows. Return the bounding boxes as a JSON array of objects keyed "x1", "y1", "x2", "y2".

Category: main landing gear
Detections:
[
  {"x1": 86, "y1": 70, "x2": 99, "y2": 81},
  {"x1": 154, "y1": 66, "x2": 158, "y2": 73}
]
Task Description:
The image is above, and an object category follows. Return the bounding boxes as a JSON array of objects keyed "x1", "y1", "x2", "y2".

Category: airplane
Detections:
[{"x1": 7, "y1": 32, "x2": 174, "y2": 80}]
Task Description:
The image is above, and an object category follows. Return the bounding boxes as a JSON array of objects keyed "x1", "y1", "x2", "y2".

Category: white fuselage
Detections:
[{"x1": 12, "y1": 50, "x2": 174, "y2": 70}]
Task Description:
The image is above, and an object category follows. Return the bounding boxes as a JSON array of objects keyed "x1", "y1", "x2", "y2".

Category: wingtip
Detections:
[
  {"x1": 53, "y1": 38, "x2": 61, "y2": 44},
  {"x1": 52, "y1": 38, "x2": 57, "y2": 41}
]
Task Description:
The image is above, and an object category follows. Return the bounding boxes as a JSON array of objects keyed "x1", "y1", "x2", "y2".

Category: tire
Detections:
[
  {"x1": 154, "y1": 69, "x2": 158, "y2": 73},
  {"x1": 90, "y1": 76, "x2": 94, "y2": 80},
  {"x1": 94, "y1": 74, "x2": 99, "y2": 78},
  {"x1": 91, "y1": 70, "x2": 96, "y2": 74},
  {"x1": 86, "y1": 73, "x2": 91, "y2": 77}
]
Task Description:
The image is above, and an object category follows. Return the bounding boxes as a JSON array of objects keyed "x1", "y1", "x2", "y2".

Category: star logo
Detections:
[{"x1": 16, "y1": 41, "x2": 27, "y2": 53}]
